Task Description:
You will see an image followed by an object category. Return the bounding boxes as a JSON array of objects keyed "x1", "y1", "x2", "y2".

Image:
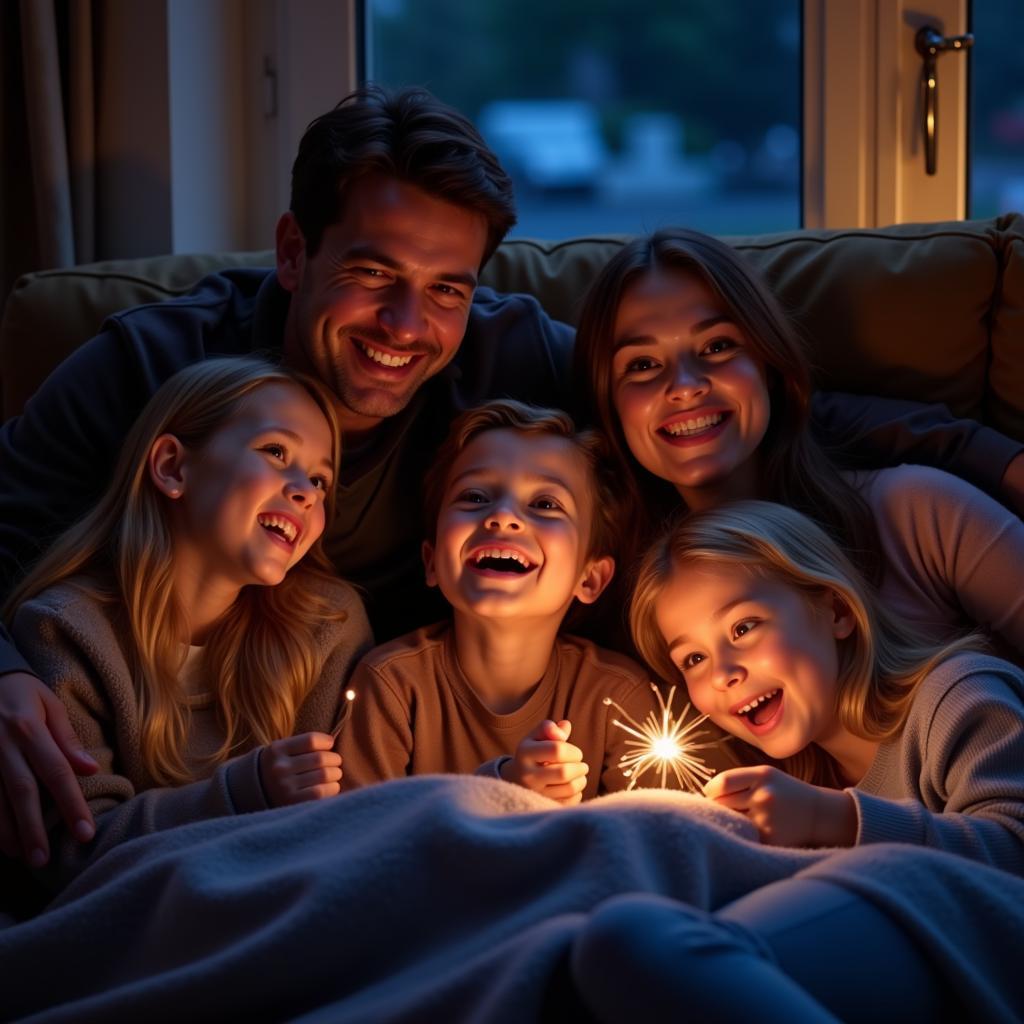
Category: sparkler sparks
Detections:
[
  {"x1": 330, "y1": 689, "x2": 357, "y2": 740},
  {"x1": 604, "y1": 684, "x2": 719, "y2": 792}
]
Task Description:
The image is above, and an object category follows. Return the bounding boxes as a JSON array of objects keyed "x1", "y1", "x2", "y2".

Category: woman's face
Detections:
[{"x1": 610, "y1": 268, "x2": 770, "y2": 506}]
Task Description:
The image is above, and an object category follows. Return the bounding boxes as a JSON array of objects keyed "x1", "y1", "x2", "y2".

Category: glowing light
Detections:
[
  {"x1": 604, "y1": 684, "x2": 719, "y2": 792},
  {"x1": 331, "y1": 689, "x2": 357, "y2": 740}
]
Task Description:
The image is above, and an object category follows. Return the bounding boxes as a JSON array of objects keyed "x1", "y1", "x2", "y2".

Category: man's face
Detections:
[{"x1": 277, "y1": 175, "x2": 489, "y2": 439}]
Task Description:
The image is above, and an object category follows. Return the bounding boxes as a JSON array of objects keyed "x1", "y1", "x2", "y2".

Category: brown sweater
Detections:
[
  {"x1": 11, "y1": 576, "x2": 373, "y2": 890},
  {"x1": 339, "y1": 621, "x2": 733, "y2": 800}
]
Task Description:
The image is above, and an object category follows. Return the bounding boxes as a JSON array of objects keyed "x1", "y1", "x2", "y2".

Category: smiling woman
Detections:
[
  {"x1": 609, "y1": 267, "x2": 771, "y2": 509},
  {"x1": 577, "y1": 226, "x2": 1024, "y2": 659},
  {"x1": 3, "y1": 358, "x2": 373, "y2": 890},
  {"x1": 575, "y1": 227, "x2": 881, "y2": 583}
]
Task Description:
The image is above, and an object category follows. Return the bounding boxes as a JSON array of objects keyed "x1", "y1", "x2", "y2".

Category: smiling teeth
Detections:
[
  {"x1": 257, "y1": 513, "x2": 297, "y2": 543},
  {"x1": 361, "y1": 344, "x2": 413, "y2": 368},
  {"x1": 736, "y1": 689, "x2": 779, "y2": 716},
  {"x1": 664, "y1": 413, "x2": 724, "y2": 436},
  {"x1": 474, "y1": 548, "x2": 531, "y2": 568}
]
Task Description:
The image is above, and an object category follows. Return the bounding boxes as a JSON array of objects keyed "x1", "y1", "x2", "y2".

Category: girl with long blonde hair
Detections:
[
  {"x1": 5, "y1": 358, "x2": 372, "y2": 887},
  {"x1": 630, "y1": 500, "x2": 1024, "y2": 873}
]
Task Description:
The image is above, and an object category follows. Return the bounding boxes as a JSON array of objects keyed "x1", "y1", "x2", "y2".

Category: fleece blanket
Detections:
[{"x1": 0, "y1": 775, "x2": 1020, "y2": 1022}]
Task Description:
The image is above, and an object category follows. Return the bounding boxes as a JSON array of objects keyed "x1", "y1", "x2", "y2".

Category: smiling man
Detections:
[
  {"x1": 278, "y1": 175, "x2": 489, "y2": 435},
  {"x1": 0, "y1": 85, "x2": 573, "y2": 869}
]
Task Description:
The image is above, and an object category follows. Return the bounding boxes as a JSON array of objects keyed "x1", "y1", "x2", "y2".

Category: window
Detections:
[
  {"x1": 970, "y1": 2, "x2": 1024, "y2": 217},
  {"x1": 366, "y1": 0, "x2": 802, "y2": 238}
]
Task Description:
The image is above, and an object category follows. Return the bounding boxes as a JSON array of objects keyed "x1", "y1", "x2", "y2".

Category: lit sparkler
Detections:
[
  {"x1": 330, "y1": 689, "x2": 357, "y2": 740},
  {"x1": 604, "y1": 684, "x2": 719, "y2": 792}
]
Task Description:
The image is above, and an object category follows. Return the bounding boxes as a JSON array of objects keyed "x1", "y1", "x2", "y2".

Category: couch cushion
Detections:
[
  {"x1": 731, "y1": 219, "x2": 1007, "y2": 430},
  {"x1": 988, "y1": 216, "x2": 1024, "y2": 440},
  {"x1": 0, "y1": 251, "x2": 274, "y2": 420},
  {"x1": 482, "y1": 218, "x2": 1010, "y2": 432},
  {"x1": 3, "y1": 217, "x2": 1021, "y2": 440}
]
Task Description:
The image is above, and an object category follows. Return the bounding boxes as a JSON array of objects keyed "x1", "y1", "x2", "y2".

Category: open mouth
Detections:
[
  {"x1": 733, "y1": 688, "x2": 783, "y2": 730},
  {"x1": 468, "y1": 548, "x2": 536, "y2": 576},
  {"x1": 257, "y1": 512, "x2": 300, "y2": 547},
  {"x1": 355, "y1": 340, "x2": 418, "y2": 371},
  {"x1": 659, "y1": 411, "x2": 729, "y2": 441}
]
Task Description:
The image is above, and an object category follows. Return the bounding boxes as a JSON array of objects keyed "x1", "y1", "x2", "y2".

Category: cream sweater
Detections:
[
  {"x1": 852, "y1": 651, "x2": 1024, "y2": 876},
  {"x1": 853, "y1": 464, "x2": 1024, "y2": 659},
  {"x1": 11, "y1": 576, "x2": 373, "y2": 890}
]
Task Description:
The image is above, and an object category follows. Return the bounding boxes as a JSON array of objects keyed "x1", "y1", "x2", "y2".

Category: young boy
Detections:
[{"x1": 340, "y1": 400, "x2": 723, "y2": 802}]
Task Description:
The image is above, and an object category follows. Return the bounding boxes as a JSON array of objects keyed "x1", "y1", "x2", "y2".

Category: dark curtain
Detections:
[{"x1": 1, "y1": 0, "x2": 98, "y2": 306}]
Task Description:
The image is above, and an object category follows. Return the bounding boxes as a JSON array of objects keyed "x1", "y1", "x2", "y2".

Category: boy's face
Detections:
[{"x1": 423, "y1": 429, "x2": 613, "y2": 622}]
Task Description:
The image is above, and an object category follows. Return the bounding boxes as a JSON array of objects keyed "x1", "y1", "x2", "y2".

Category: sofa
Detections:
[
  {"x1": 2, "y1": 213, "x2": 1023, "y2": 441},
  {"x1": 2, "y1": 216, "x2": 1024, "y2": 1016}
]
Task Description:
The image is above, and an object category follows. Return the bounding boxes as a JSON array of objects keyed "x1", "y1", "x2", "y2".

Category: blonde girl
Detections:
[
  {"x1": 630, "y1": 500, "x2": 1024, "y2": 874},
  {"x1": 5, "y1": 358, "x2": 372, "y2": 887}
]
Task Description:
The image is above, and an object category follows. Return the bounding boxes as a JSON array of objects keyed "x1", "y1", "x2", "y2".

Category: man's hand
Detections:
[
  {"x1": 1000, "y1": 451, "x2": 1024, "y2": 520},
  {"x1": 259, "y1": 732, "x2": 343, "y2": 808},
  {"x1": 703, "y1": 765, "x2": 857, "y2": 848},
  {"x1": 501, "y1": 719, "x2": 588, "y2": 806},
  {"x1": 0, "y1": 672, "x2": 98, "y2": 866}
]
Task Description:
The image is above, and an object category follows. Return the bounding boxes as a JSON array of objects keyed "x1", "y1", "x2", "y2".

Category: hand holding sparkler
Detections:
[
  {"x1": 500, "y1": 719, "x2": 589, "y2": 806},
  {"x1": 258, "y1": 731, "x2": 343, "y2": 807},
  {"x1": 604, "y1": 684, "x2": 720, "y2": 793},
  {"x1": 330, "y1": 689, "x2": 357, "y2": 742}
]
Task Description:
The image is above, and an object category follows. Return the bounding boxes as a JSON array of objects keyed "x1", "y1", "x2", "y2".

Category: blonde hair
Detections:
[
  {"x1": 630, "y1": 500, "x2": 984, "y2": 785},
  {"x1": 5, "y1": 358, "x2": 347, "y2": 786},
  {"x1": 421, "y1": 399, "x2": 621, "y2": 559}
]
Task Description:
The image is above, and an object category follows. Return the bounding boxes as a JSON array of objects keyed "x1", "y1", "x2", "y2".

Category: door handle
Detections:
[{"x1": 914, "y1": 25, "x2": 974, "y2": 175}]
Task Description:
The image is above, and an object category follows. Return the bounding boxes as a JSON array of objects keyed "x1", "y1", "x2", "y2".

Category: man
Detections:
[{"x1": 1, "y1": 84, "x2": 1021, "y2": 870}]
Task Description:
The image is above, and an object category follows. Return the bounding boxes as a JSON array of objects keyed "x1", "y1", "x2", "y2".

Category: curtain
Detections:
[{"x1": 1, "y1": 0, "x2": 97, "y2": 303}]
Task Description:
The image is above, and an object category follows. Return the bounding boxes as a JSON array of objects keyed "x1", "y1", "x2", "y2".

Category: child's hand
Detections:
[
  {"x1": 501, "y1": 719, "x2": 588, "y2": 806},
  {"x1": 259, "y1": 732, "x2": 343, "y2": 808},
  {"x1": 703, "y1": 765, "x2": 857, "y2": 848}
]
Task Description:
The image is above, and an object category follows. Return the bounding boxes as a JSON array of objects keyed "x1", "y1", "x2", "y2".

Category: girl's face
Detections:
[
  {"x1": 610, "y1": 268, "x2": 770, "y2": 507},
  {"x1": 167, "y1": 382, "x2": 334, "y2": 590},
  {"x1": 653, "y1": 560, "x2": 853, "y2": 760}
]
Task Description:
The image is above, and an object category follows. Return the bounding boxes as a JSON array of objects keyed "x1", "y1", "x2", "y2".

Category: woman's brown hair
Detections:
[{"x1": 574, "y1": 227, "x2": 881, "y2": 588}]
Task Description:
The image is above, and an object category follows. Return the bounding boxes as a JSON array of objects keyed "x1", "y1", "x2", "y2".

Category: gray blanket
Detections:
[{"x1": 1, "y1": 776, "x2": 1020, "y2": 1022}]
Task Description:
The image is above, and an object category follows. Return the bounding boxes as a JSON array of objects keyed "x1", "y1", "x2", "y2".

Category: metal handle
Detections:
[{"x1": 914, "y1": 25, "x2": 974, "y2": 175}]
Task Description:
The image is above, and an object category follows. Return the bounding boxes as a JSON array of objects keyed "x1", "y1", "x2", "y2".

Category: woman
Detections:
[{"x1": 574, "y1": 227, "x2": 1024, "y2": 657}]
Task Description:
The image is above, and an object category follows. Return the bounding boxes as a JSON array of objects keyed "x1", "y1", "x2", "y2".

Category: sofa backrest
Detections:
[{"x1": 3, "y1": 214, "x2": 1023, "y2": 440}]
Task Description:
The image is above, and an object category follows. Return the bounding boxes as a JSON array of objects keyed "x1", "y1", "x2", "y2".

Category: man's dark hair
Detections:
[{"x1": 290, "y1": 83, "x2": 517, "y2": 266}]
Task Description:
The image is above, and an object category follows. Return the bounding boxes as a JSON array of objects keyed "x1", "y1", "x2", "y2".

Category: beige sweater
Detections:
[
  {"x1": 852, "y1": 464, "x2": 1024, "y2": 659},
  {"x1": 852, "y1": 651, "x2": 1024, "y2": 876},
  {"x1": 339, "y1": 621, "x2": 735, "y2": 799},
  {"x1": 11, "y1": 576, "x2": 373, "y2": 890}
]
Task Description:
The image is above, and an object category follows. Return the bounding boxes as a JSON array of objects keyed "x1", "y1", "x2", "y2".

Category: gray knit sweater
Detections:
[
  {"x1": 851, "y1": 651, "x2": 1024, "y2": 876},
  {"x1": 11, "y1": 576, "x2": 373, "y2": 891}
]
